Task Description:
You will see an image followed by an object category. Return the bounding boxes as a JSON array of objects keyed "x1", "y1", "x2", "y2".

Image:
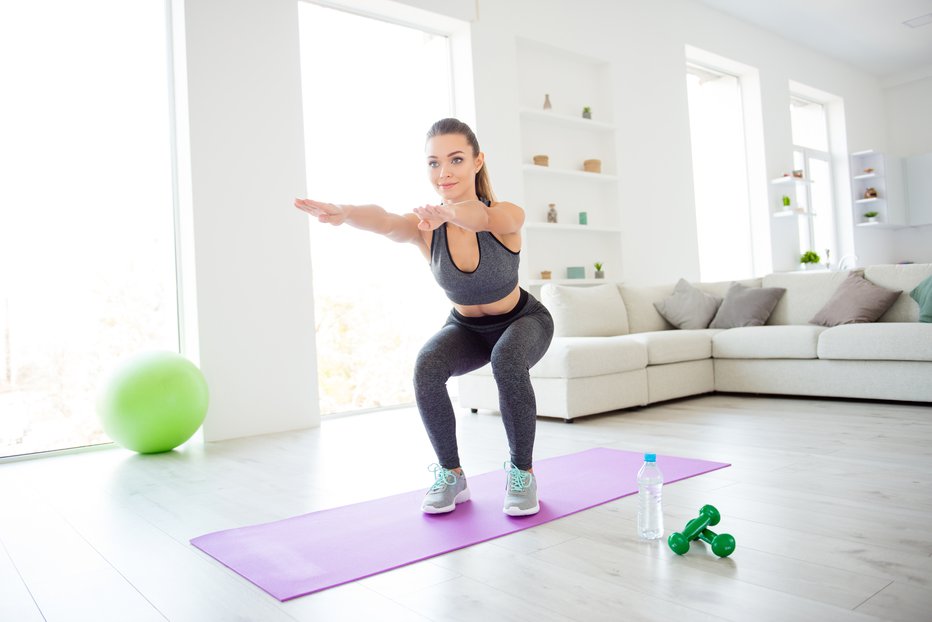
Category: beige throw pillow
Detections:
[
  {"x1": 810, "y1": 272, "x2": 901, "y2": 326},
  {"x1": 540, "y1": 283, "x2": 629, "y2": 337},
  {"x1": 709, "y1": 282, "x2": 786, "y2": 329}
]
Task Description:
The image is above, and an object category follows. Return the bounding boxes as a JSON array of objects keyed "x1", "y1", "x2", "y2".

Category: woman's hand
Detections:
[
  {"x1": 413, "y1": 203, "x2": 455, "y2": 231},
  {"x1": 294, "y1": 198, "x2": 347, "y2": 226}
]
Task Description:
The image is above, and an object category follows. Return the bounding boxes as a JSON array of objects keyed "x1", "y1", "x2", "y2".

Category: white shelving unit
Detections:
[
  {"x1": 515, "y1": 37, "x2": 621, "y2": 286},
  {"x1": 850, "y1": 150, "x2": 907, "y2": 228},
  {"x1": 523, "y1": 164, "x2": 620, "y2": 182},
  {"x1": 519, "y1": 108, "x2": 615, "y2": 132},
  {"x1": 524, "y1": 222, "x2": 621, "y2": 233},
  {"x1": 769, "y1": 176, "x2": 814, "y2": 217}
]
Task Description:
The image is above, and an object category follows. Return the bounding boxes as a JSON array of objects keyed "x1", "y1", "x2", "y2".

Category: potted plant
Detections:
[
  {"x1": 782, "y1": 195, "x2": 791, "y2": 207},
  {"x1": 594, "y1": 262, "x2": 604, "y2": 279},
  {"x1": 582, "y1": 106, "x2": 592, "y2": 119},
  {"x1": 864, "y1": 211, "x2": 879, "y2": 223},
  {"x1": 800, "y1": 250, "x2": 821, "y2": 270}
]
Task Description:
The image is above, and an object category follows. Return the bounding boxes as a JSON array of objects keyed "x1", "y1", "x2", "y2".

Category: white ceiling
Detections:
[{"x1": 694, "y1": 0, "x2": 932, "y2": 83}]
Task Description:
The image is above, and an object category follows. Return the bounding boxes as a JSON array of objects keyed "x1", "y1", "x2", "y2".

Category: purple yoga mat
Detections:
[{"x1": 191, "y1": 448, "x2": 728, "y2": 601}]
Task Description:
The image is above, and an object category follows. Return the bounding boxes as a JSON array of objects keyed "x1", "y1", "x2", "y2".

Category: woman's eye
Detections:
[
  {"x1": 428, "y1": 161, "x2": 438, "y2": 168},
  {"x1": 452, "y1": 157, "x2": 463, "y2": 164}
]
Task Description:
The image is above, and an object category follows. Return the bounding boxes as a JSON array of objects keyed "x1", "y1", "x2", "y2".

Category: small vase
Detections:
[
  {"x1": 595, "y1": 270, "x2": 605, "y2": 279},
  {"x1": 543, "y1": 94, "x2": 552, "y2": 110},
  {"x1": 582, "y1": 109, "x2": 591, "y2": 119}
]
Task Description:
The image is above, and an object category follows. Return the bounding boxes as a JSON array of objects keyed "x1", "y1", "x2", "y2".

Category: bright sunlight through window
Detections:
[
  {"x1": 686, "y1": 64, "x2": 754, "y2": 282},
  {"x1": 0, "y1": 1, "x2": 179, "y2": 458},
  {"x1": 298, "y1": 3, "x2": 455, "y2": 415}
]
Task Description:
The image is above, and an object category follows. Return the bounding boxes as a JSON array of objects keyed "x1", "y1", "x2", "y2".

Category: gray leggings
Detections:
[{"x1": 414, "y1": 290, "x2": 554, "y2": 471}]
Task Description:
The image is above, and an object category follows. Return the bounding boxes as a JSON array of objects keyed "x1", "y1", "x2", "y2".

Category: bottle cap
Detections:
[{"x1": 644, "y1": 453, "x2": 656, "y2": 462}]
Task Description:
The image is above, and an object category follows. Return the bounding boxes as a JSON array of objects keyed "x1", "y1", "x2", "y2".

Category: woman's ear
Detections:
[{"x1": 475, "y1": 151, "x2": 485, "y2": 173}]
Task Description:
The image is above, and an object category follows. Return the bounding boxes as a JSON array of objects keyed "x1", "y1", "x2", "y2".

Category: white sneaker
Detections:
[
  {"x1": 503, "y1": 462, "x2": 539, "y2": 516},
  {"x1": 421, "y1": 464, "x2": 470, "y2": 514}
]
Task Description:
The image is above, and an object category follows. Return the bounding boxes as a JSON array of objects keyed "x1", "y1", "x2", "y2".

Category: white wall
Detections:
[
  {"x1": 886, "y1": 75, "x2": 932, "y2": 264},
  {"x1": 463, "y1": 0, "x2": 899, "y2": 284},
  {"x1": 180, "y1": 0, "x2": 320, "y2": 441}
]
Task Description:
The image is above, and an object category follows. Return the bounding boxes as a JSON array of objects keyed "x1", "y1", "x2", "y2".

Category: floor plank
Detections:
[{"x1": 0, "y1": 536, "x2": 44, "y2": 622}]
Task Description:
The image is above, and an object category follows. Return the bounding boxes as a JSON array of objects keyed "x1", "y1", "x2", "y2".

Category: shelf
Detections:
[
  {"x1": 853, "y1": 173, "x2": 878, "y2": 180},
  {"x1": 854, "y1": 197, "x2": 881, "y2": 204},
  {"x1": 855, "y1": 221, "x2": 906, "y2": 229},
  {"x1": 519, "y1": 108, "x2": 616, "y2": 132},
  {"x1": 523, "y1": 164, "x2": 619, "y2": 182},
  {"x1": 770, "y1": 176, "x2": 812, "y2": 185},
  {"x1": 524, "y1": 222, "x2": 621, "y2": 233},
  {"x1": 772, "y1": 210, "x2": 817, "y2": 218},
  {"x1": 525, "y1": 278, "x2": 612, "y2": 286}
]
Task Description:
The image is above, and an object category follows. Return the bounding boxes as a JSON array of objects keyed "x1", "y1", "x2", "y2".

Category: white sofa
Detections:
[{"x1": 458, "y1": 264, "x2": 932, "y2": 422}]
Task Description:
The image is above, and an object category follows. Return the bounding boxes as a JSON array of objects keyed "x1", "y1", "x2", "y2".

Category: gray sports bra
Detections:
[{"x1": 429, "y1": 203, "x2": 520, "y2": 306}]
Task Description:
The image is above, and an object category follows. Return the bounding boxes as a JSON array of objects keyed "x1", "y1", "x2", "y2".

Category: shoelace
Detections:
[
  {"x1": 428, "y1": 463, "x2": 458, "y2": 492},
  {"x1": 504, "y1": 461, "x2": 531, "y2": 493}
]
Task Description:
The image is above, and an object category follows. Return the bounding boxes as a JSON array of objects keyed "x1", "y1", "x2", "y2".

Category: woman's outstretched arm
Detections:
[
  {"x1": 294, "y1": 199, "x2": 422, "y2": 244},
  {"x1": 413, "y1": 200, "x2": 524, "y2": 235}
]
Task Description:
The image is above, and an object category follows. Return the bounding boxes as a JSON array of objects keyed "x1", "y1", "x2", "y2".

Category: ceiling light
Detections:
[{"x1": 903, "y1": 12, "x2": 932, "y2": 28}]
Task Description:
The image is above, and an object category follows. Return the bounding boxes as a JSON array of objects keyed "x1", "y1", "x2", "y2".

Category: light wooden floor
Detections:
[{"x1": 1, "y1": 394, "x2": 930, "y2": 621}]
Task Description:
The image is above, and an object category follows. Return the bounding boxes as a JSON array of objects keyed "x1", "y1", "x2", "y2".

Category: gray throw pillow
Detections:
[
  {"x1": 709, "y1": 282, "x2": 786, "y2": 329},
  {"x1": 810, "y1": 272, "x2": 901, "y2": 326},
  {"x1": 653, "y1": 278, "x2": 722, "y2": 329}
]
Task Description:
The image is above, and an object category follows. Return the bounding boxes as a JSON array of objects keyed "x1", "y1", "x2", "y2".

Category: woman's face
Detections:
[{"x1": 426, "y1": 133, "x2": 484, "y2": 203}]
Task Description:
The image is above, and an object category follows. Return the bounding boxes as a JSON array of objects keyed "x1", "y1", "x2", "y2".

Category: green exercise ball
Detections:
[{"x1": 97, "y1": 351, "x2": 209, "y2": 454}]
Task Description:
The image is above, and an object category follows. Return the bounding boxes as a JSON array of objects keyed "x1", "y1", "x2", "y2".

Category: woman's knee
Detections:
[
  {"x1": 414, "y1": 344, "x2": 451, "y2": 385},
  {"x1": 490, "y1": 347, "x2": 528, "y2": 380}
]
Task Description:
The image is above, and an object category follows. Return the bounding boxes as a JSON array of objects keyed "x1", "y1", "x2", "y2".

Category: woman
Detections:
[{"x1": 294, "y1": 118, "x2": 554, "y2": 516}]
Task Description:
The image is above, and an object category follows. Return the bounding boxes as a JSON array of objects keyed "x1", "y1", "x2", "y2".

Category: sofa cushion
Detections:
[
  {"x1": 713, "y1": 325, "x2": 828, "y2": 359},
  {"x1": 621, "y1": 278, "x2": 760, "y2": 334},
  {"x1": 763, "y1": 270, "x2": 853, "y2": 325},
  {"x1": 620, "y1": 284, "x2": 676, "y2": 334},
  {"x1": 653, "y1": 279, "x2": 722, "y2": 329},
  {"x1": 911, "y1": 275, "x2": 932, "y2": 323},
  {"x1": 513, "y1": 336, "x2": 647, "y2": 379},
  {"x1": 709, "y1": 282, "x2": 786, "y2": 329},
  {"x1": 810, "y1": 272, "x2": 901, "y2": 326},
  {"x1": 629, "y1": 329, "x2": 719, "y2": 365},
  {"x1": 864, "y1": 263, "x2": 932, "y2": 322},
  {"x1": 818, "y1": 323, "x2": 932, "y2": 362},
  {"x1": 541, "y1": 283, "x2": 629, "y2": 337}
]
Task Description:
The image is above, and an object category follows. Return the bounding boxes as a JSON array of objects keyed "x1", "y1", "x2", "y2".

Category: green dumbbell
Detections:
[{"x1": 668, "y1": 504, "x2": 736, "y2": 558}]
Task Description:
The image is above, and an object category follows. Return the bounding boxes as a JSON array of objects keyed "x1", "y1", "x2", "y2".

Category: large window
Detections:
[
  {"x1": 298, "y1": 3, "x2": 455, "y2": 415},
  {"x1": 686, "y1": 64, "x2": 754, "y2": 281},
  {"x1": 0, "y1": 1, "x2": 179, "y2": 458},
  {"x1": 790, "y1": 97, "x2": 836, "y2": 264}
]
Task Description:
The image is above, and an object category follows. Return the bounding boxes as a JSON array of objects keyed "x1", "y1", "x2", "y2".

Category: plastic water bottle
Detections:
[{"x1": 637, "y1": 453, "x2": 664, "y2": 540}]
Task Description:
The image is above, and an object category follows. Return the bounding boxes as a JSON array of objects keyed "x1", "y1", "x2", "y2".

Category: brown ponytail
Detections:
[{"x1": 426, "y1": 118, "x2": 496, "y2": 203}]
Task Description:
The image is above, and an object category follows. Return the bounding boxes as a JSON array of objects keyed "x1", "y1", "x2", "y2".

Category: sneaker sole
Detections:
[
  {"x1": 503, "y1": 502, "x2": 540, "y2": 516},
  {"x1": 422, "y1": 487, "x2": 471, "y2": 514}
]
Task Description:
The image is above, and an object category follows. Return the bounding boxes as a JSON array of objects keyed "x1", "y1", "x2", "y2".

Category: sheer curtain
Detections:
[
  {"x1": 0, "y1": 0, "x2": 178, "y2": 457},
  {"x1": 298, "y1": 3, "x2": 456, "y2": 414},
  {"x1": 686, "y1": 66, "x2": 754, "y2": 282}
]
